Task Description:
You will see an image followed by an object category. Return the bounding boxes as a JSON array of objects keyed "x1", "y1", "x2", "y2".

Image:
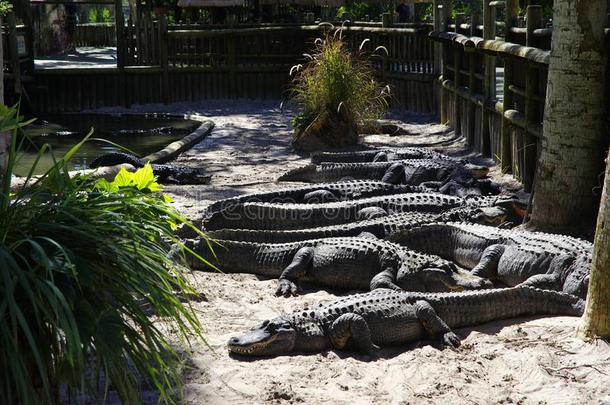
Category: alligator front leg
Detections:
[
  {"x1": 276, "y1": 247, "x2": 314, "y2": 297},
  {"x1": 370, "y1": 269, "x2": 403, "y2": 291},
  {"x1": 414, "y1": 300, "x2": 461, "y2": 348},
  {"x1": 519, "y1": 273, "x2": 562, "y2": 291},
  {"x1": 328, "y1": 313, "x2": 379, "y2": 354},
  {"x1": 381, "y1": 162, "x2": 405, "y2": 184},
  {"x1": 470, "y1": 244, "x2": 505, "y2": 279}
]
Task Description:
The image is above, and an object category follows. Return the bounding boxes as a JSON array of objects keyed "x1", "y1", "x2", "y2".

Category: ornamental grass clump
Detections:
[
  {"x1": 290, "y1": 29, "x2": 390, "y2": 151},
  {"x1": 0, "y1": 105, "x2": 209, "y2": 405}
]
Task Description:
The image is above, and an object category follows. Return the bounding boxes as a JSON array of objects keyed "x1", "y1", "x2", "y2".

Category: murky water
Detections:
[{"x1": 15, "y1": 113, "x2": 201, "y2": 176}]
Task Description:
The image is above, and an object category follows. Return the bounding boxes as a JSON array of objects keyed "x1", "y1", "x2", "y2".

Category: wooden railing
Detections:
[
  {"x1": 430, "y1": 3, "x2": 553, "y2": 191},
  {"x1": 32, "y1": 21, "x2": 436, "y2": 113},
  {"x1": 74, "y1": 23, "x2": 116, "y2": 47}
]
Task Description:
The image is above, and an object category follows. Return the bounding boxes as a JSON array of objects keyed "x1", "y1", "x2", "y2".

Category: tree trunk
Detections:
[
  {"x1": 0, "y1": 14, "x2": 4, "y2": 106},
  {"x1": 525, "y1": 1, "x2": 608, "y2": 235},
  {"x1": 0, "y1": 14, "x2": 8, "y2": 183},
  {"x1": 577, "y1": 151, "x2": 610, "y2": 339}
]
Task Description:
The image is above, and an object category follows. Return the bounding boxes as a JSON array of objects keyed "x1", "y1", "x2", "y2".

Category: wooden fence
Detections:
[
  {"x1": 32, "y1": 22, "x2": 436, "y2": 113},
  {"x1": 74, "y1": 23, "x2": 116, "y2": 47},
  {"x1": 430, "y1": 2, "x2": 555, "y2": 191}
]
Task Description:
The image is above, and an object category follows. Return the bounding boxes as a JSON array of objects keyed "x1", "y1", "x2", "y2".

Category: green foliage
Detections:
[
  {"x1": 336, "y1": 2, "x2": 385, "y2": 20},
  {"x1": 415, "y1": 4, "x2": 434, "y2": 21},
  {"x1": 451, "y1": 1, "x2": 482, "y2": 18},
  {"x1": 290, "y1": 31, "x2": 389, "y2": 132},
  {"x1": 101, "y1": 7, "x2": 111, "y2": 23},
  {"x1": 87, "y1": 7, "x2": 98, "y2": 23},
  {"x1": 0, "y1": 106, "x2": 207, "y2": 404},
  {"x1": 0, "y1": 1, "x2": 11, "y2": 16}
]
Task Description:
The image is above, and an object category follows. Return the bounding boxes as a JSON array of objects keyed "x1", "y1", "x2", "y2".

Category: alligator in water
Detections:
[
  {"x1": 389, "y1": 222, "x2": 592, "y2": 298},
  {"x1": 203, "y1": 180, "x2": 428, "y2": 217},
  {"x1": 201, "y1": 193, "x2": 516, "y2": 231},
  {"x1": 89, "y1": 152, "x2": 210, "y2": 185},
  {"x1": 207, "y1": 207, "x2": 511, "y2": 243},
  {"x1": 279, "y1": 160, "x2": 498, "y2": 196},
  {"x1": 184, "y1": 235, "x2": 491, "y2": 296},
  {"x1": 310, "y1": 147, "x2": 452, "y2": 164},
  {"x1": 227, "y1": 286, "x2": 584, "y2": 357}
]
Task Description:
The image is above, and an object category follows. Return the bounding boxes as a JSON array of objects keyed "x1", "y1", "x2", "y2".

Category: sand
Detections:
[{"x1": 96, "y1": 101, "x2": 610, "y2": 404}]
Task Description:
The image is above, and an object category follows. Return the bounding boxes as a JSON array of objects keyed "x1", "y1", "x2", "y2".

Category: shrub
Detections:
[
  {"x1": 0, "y1": 106, "x2": 208, "y2": 404},
  {"x1": 290, "y1": 30, "x2": 389, "y2": 150}
]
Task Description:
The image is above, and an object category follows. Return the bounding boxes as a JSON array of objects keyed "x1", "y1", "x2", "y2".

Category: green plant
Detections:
[
  {"x1": 290, "y1": 30, "x2": 389, "y2": 138},
  {"x1": 0, "y1": 1, "x2": 12, "y2": 16},
  {"x1": 336, "y1": 2, "x2": 385, "y2": 20},
  {"x1": 87, "y1": 7, "x2": 98, "y2": 23},
  {"x1": 0, "y1": 106, "x2": 208, "y2": 404},
  {"x1": 101, "y1": 7, "x2": 111, "y2": 23}
]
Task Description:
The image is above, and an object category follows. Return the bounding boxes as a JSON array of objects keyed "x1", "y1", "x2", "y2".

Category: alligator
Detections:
[
  {"x1": 227, "y1": 286, "x2": 584, "y2": 357},
  {"x1": 278, "y1": 160, "x2": 489, "y2": 186},
  {"x1": 310, "y1": 147, "x2": 452, "y2": 164},
  {"x1": 201, "y1": 193, "x2": 515, "y2": 231},
  {"x1": 207, "y1": 207, "x2": 511, "y2": 243},
  {"x1": 279, "y1": 160, "x2": 498, "y2": 197},
  {"x1": 203, "y1": 180, "x2": 428, "y2": 217},
  {"x1": 389, "y1": 222, "x2": 592, "y2": 298},
  {"x1": 185, "y1": 235, "x2": 491, "y2": 296},
  {"x1": 89, "y1": 152, "x2": 210, "y2": 184}
]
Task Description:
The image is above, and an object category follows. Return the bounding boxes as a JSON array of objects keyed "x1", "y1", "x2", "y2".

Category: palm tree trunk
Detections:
[
  {"x1": 0, "y1": 14, "x2": 8, "y2": 183},
  {"x1": 577, "y1": 151, "x2": 610, "y2": 338},
  {"x1": 525, "y1": 0, "x2": 608, "y2": 234}
]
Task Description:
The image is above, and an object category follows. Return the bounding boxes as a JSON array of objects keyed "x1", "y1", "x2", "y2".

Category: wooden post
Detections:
[
  {"x1": 7, "y1": 13, "x2": 21, "y2": 97},
  {"x1": 160, "y1": 16, "x2": 169, "y2": 104},
  {"x1": 433, "y1": 0, "x2": 442, "y2": 119},
  {"x1": 526, "y1": 5, "x2": 543, "y2": 48},
  {"x1": 115, "y1": 0, "x2": 125, "y2": 68},
  {"x1": 227, "y1": 32, "x2": 237, "y2": 98},
  {"x1": 471, "y1": 12, "x2": 480, "y2": 37},
  {"x1": 468, "y1": 13, "x2": 480, "y2": 147},
  {"x1": 504, "y1": 0, "x2": 518, "y2": 42},
  {"x1": 500, "y1": 0, "x2": 518, "y2": 172},
  {"x1": 481, "y1": 0, "x2": 496, "y2": 156},
  {"x1": 523, "y1": 5, "x2": 544, "y2": 189},
  {"x1": 382, "y1": 13, "x2": 393, "y2": 28},
  {"x1": 453, "y1": 13, "x2": 465, "y2": 135}
]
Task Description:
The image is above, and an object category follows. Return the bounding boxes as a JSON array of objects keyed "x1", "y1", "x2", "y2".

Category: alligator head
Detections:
[
  {"x1": 278, "y1": 164, "x2": 318, "y2": 182},
  {"x1": 228, "y1": 317, "x2": 297, "y2": 356},
  {"x1": 228, "y1": 315, "x2": 325, "y2": 356},
  {"x1": 439, "y1": 206, "x2": 509, "y2": 227},
  {"x1": 396, "y1": 257, "x2": 494, "y2": 292}
]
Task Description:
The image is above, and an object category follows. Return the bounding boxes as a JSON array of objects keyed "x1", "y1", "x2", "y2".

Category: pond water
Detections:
[{"x1": 15, "y1": 114, "x2": 201, "y2": 176}]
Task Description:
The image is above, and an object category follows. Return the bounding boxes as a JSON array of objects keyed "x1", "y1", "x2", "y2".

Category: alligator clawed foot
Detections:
[
  {"x1": 442, "y1": 332, "x2": 461, "y2": 349},
  {"x1": 275, "y1": 280, "x2": 299, "y2": 297}
]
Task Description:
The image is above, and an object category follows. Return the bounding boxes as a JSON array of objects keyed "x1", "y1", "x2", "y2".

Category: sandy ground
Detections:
[{"x1": 96, "y1": 101, "x2": 610, "y2": 404}]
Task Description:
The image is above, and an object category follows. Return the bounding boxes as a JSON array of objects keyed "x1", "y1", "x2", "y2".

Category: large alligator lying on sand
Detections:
[
  {"x1": 207, "y1": 208, "x2": 511, "y2": 243},
  {"x1": 202, "y1": 193, "x2": 516, "y2": 231},
  {"x1": 280, "y1": 159, "x2": 499, "y2": 196},
  {"x1": 185, "y1": 235, "x2": 491, "y2": 296},
  {"x1": 310, "y1": 147, "x2": 451, "y2": 164},
  {"x1": 90, "y1": 152, "x2": 210, "y2": 184},
  {"x1": 228, "y1": 286, "x2": 584, "y2": 357},
  {"x1": 279, "y1": 160, "x2": 488, "y2": 185},
  {"x1": 203, "y1": 180, "x2": 428, "y2": 217},
  {"x1": 390, "y1": 222, "x2": 592, "y2": 298}
]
